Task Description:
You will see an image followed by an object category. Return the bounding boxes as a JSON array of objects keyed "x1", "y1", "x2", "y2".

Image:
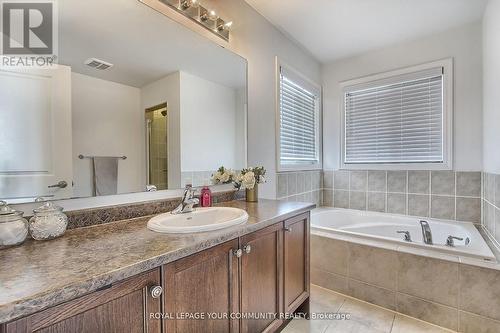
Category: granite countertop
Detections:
[{"x1": 0, "y1": 199, "x2": 315, "y2": 324}]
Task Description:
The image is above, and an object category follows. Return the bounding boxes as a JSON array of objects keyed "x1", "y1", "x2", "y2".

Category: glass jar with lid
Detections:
[
  {"x1": 29, "y1": 199, "x2": 68, "y2": 241},
  {"x1": 0, "y1": 200, "x2": 29, "y2": 249}
]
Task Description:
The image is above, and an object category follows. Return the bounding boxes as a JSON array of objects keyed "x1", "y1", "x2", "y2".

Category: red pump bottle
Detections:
[{"x1": 200, "y1": 186, "x2": 212, "y2": 207}]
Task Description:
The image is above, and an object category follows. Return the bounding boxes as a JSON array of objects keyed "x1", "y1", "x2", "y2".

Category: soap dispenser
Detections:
[{"x1": 200, "y1": 186, "x2": 212, "y2": 207}]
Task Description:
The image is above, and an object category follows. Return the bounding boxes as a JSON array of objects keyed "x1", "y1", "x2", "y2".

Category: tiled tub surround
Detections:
[
  {"x1": 311, "y1": 233, "x2": 500, "y2": 333},
  {"x1": 322, "y1": 170, "x2": 482, "y2": 223},
  {"x1": 483, "y1": 172, "x2": 500, "y2": 249},
  {"x1": 277, "y1": 170, "x2": 323, "y2": 206}
]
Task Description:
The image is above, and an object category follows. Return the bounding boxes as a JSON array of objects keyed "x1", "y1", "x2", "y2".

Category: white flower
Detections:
[
  {"x1": 220, "y1": 171, "x2": 231, "y2": 183},
  {"x1": 241, "y1": 171, "x2": 256, "y2": 189}
]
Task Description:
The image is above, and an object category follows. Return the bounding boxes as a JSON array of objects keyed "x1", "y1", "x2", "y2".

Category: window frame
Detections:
[
  {"x1": 340, "y1": 58, "x2": 454, "y2": 171},
  {"x1": 275, "y1": 57, "x2": 323, "y2": 172}
]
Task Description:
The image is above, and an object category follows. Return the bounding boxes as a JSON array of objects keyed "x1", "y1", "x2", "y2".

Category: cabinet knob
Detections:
[
  {"x1": 284, "y1": 227, "x2": 292, "y2": 233},
  {"x1": 149, "y1": 285, "x2": 163, "y2": 299},
  {"x1": 243, "y1": 245, "x2": 252, "y2": 254},
  {"x1": 233, "y1": 249, "x2": 243, "y2": 258}
]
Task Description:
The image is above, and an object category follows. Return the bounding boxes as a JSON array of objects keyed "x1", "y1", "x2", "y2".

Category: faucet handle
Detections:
[
  {"x1": 446, "y1": 235, "x2": 463, "y2": 247},
  {"x1": 397, "y1": 230, "x2": 412, "y2": 242}
]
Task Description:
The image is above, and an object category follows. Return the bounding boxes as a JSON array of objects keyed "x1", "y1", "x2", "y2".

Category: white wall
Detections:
[
  {"x1": 140, "y1": 72, "x2": 181, "y2": 189},
  {"x1": 179, "y1": 72, "x2": 244, "y2": 171},
  {"x1": 189, "y1": 0, "x2": 322, "y2": 198},
  {"x1": 483, "y1": 0, "x2": 500, "y2": 173},
  {"x1": 322, "y1": 22, "x2": 483, "y2": 171},
  {"x1": 72, "y1": 73, "x2": 144, "y2": 197}
]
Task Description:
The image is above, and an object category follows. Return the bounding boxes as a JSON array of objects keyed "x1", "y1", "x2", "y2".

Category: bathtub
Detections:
[{"x1": 311, "y1": 208, "x2": 496, "y2": 261}]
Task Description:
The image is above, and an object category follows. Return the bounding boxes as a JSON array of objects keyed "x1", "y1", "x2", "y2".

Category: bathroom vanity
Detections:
[{"x1": 0, "y1": 200, "x2": 313, "y2": 333}]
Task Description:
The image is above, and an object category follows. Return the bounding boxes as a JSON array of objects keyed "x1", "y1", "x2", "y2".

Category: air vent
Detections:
[{"x1": 84, "y1": 58, "x2": 113, "y2": 70}]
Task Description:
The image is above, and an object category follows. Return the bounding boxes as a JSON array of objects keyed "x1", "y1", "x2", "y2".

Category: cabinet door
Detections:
[
  {"x1": 240, "y1": 223, "x2": 283, "y2": 333},
  {"x1": 284, "y1": 213, "x2": 310, "y2": 314},
  {"x1": 163, "y1": 239, "x2": 240, "y2": 333},
  {"x1": 3, "y1": 269, "x2": 162, "y2": 333}
]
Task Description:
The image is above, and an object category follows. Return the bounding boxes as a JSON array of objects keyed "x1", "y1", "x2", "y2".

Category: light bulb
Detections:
[{"x1": 208, "y1": 10, "x2": 218, "y2": 20}]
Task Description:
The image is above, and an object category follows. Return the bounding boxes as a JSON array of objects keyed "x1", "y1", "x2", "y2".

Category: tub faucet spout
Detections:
[{"x1": 420, "y1": 220, "x2": 433, "y2": 245}]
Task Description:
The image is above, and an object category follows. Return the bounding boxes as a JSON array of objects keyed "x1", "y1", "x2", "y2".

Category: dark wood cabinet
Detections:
[
  {"x1": 240, "y1": 223, "x2": 284, "y2": 333},
  {"x1": 283, "y1": 213, "x2": 310, "y2": 314},
  {"x1": 2, "y1": 212, "x2": 311, "y2": 333},
  {"x1": 3, "y1": 269, "x2": 162, "y2": 333},
  {"x1": 163, "y1": 239, "x2": 240, "y2": 333}
]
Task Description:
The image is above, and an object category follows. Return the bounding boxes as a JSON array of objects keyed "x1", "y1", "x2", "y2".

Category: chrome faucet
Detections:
[
  {"x1": 397, "y1": 230, "x2": 412, "y2": 242},
  {"x1": 420, "y1": 220, "x2": 433, "y2": 245},
  {"x1": 446, "y1": 235, "x2": 463, "y2": 247},
  {"x1": 172, "y1": 185, "x2": 199, "y2": 214}
]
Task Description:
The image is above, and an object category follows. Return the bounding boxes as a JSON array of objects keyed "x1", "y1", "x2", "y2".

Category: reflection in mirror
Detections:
[{"x1": 0, "y1": 0, "x2": 247, "y2": 204}]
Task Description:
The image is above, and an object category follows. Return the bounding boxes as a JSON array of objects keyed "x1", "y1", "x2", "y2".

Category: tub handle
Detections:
[
  {"x1": 397, "y1": 230, "x2": 412, "y2": 242},
  {"x1": 446, "y1": 236, "x2": 463, "y2": 247}
]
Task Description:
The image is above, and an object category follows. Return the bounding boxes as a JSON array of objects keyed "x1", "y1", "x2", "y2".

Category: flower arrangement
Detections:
[
  {"x1": 236, "y1": 166, "x2": 266, "y2": 190},
  {"x1": 212, "y1": 166, "x2": 237, "y2": 185},
  {"x1": 212, "y1": 166, "x2": 267, "y2": 190}
]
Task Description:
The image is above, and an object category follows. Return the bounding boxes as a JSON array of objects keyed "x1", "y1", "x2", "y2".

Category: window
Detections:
[
  {"x1": 341, "y1": 59, "x2": 453, "y2": 170},
  {"x1": 277, "y1": 61, "x2": 322, "y2": 171}
]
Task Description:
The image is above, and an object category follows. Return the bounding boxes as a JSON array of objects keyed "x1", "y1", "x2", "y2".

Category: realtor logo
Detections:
[{"x1": 1, "y1": 0, "x2": 57, "y2": 67}]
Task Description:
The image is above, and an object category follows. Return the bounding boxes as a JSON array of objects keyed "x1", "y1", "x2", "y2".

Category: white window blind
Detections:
[
  {"x1": 279, "y1": 67, "x2": 320, "y2": 167},
  {"x1": 344, "y1": 67, "x2": 444, "y2": 164}
]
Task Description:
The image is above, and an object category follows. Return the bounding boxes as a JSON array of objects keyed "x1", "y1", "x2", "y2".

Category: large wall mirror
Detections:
[{"x1": 0, "y1": 0, "x2": 247, "y2": 204}]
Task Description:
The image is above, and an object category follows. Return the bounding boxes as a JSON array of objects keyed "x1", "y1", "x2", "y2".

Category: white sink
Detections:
[{"x1": 147, "y1": 207, "x2": 248, "y2": 234}]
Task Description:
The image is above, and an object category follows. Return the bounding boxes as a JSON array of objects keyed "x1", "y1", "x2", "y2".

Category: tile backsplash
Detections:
[
  {"x1": 277, "y1": 170, "x2": 322, "y2": 206},
  {"x1": 483, "y1": 172, "x2": 500, "y2": 248},
  {"x1": 322, "y1": 170, "x2": 482, "y2": 223}
]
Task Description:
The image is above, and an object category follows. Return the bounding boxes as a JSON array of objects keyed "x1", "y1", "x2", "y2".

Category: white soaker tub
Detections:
[{"x1": 311, "y1": 208, "x2": 496, "y2": 261}]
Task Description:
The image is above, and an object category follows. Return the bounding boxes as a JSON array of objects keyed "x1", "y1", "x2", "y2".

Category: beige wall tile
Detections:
[
  {"x1": 456, "y1": 172, "x2": 481, "y2": 197},
  {"x1": 287, "y1": 173, "x2": 297, "y2": 195},
  {"x1": 334, "y1": 190, "x2": 349, "y2": 208},
  {"x1": 408, "y1": 171, "x2": 430, "y2": 194},
  {"x1": 408, "y1": 194, "x2": 430, "y2": 217},
  {"x1": 323, "y1": 170, "x2": 333, "y2": 189},
  {"x1": 311, "y1": 267, "x2": 348, "y2": 294},
  {"x1": 297, "y1": 172, "x2": 305, "y2": 193},
  {"x1": 388, "y1": 171, "x2": 407, "y2": 193},
  {"x1": 456, "y1": 197, "x2": 481, "y2": 223},
  {"x1": 397, "y1": 253, "x2": 459, "y2": 307},
  {"x1": 323, "y1": 189, "x2": 333, "y2": 206},
  {"x1": 347, "y1": 279, "x2": 396, "y2": 310},
  {"x1": 350, "y1": 191, "x2": 367, "y2": 210},
  {"x1": 431, "y1": 196, "x2": 455, "y2": 220},
  {"x1": 334, "y1": 170, "x2": 349, "y2": 190},
  {"x1": 387, "y1": 193, "x2": 407, "y2": 214},
  {"x1": 459, "y1": 311, "x2": 500, "y2": 333},
  {"x1": 368, "y1": 192, "x2": 386, "y2": 213},
  {"x1": 368, "y1": 171, "x2": 387, "y2": 192},
  {"x1": 350, "y1": 171, "x2": 367, "y2": 191},
  {"x1": 348, "y1": 243, "x2": 397, "y2": 290},
  {"x1": 459, "y1": 264, "x2": 500, "y2": 321},
  {"x1": 431, "y1": 171, "x2": 456, "y2": 196},
  {"x1": 396, "y1": 293, "x2": 458, "y2": 331},
  {"x1": 311, "y1": 235, "x2": 348, "y2": 275},
  {"x1": 495, "y1": 174, "x2": 500, "y2": 208},
  {"x1": 277, "y1": 173, "x2": 288, "y2": 198}
]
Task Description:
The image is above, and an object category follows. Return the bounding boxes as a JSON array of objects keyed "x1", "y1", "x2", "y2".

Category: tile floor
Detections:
[{"x1": 282, "y1": 285, "x2": 455, "y2": 333}]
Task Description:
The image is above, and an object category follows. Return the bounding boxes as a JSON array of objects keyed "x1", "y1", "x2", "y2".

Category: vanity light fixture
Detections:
[{"x1": 159, "y1": 0, "x2": 232, "y2": 41}]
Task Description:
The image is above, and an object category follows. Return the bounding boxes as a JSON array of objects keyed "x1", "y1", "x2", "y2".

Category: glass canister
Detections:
[
  {"x1": 29, "y1": 201, "x2": 68, "y2": 241},
  {"x1": 0, "y1": 200, "x2": 29, "y2": 249}
]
